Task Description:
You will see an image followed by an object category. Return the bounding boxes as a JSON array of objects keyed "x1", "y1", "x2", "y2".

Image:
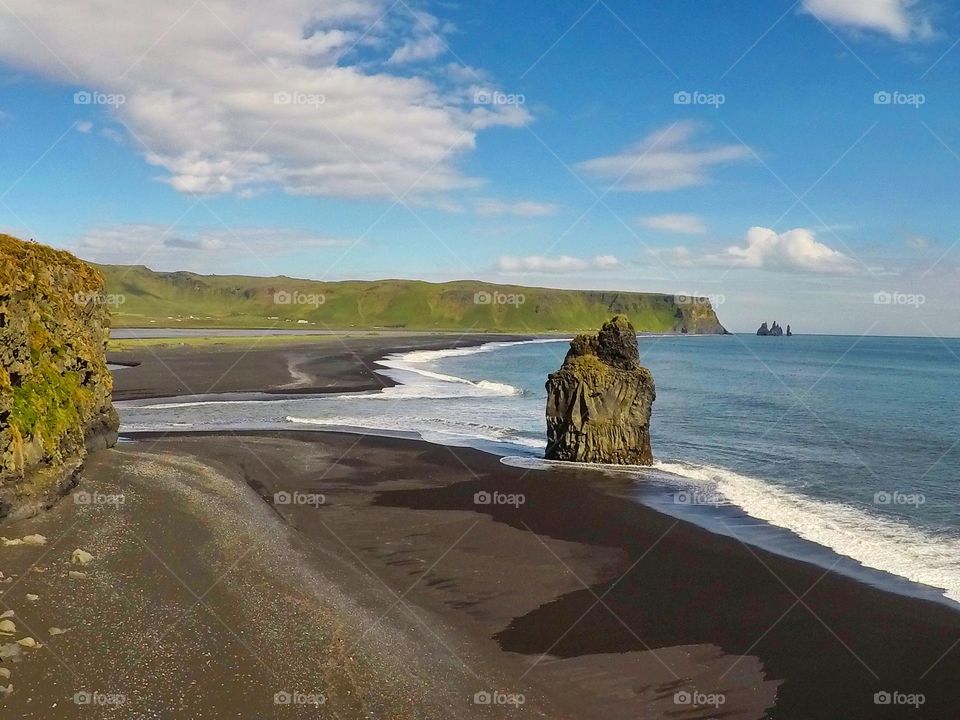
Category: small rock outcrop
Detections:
[
  {"x1": 757, "y1": 321, "x2": 785, "y2": 336},
  {"x1": 0, "y1": 235, "x2": 119, "y2": 523},
  {"x1": 545, "y1": 316, "x2": 656, "y2": 465}
]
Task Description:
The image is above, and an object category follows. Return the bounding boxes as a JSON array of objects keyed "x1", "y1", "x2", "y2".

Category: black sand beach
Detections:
[{"x1": 2, "y1": 334, "x2": 958, "y2": 718}]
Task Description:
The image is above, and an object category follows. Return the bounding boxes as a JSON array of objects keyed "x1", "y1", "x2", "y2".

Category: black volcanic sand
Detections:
[
  {"x1": 109, "y1": 332, "x2": 531, "y2": 401},
  {"x1": 1, "y1": 334, "x2": 957, "y2": 718}
]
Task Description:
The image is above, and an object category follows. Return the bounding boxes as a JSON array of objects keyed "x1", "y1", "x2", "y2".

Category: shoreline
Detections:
[
  {"x1": 117, "y1": 334, "x2": 960, "y2": 613},
  {"x1": 3, "y1": 331, "x2": 959, "y2": 717}
]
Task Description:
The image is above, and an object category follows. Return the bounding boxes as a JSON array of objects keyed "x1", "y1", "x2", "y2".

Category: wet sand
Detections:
[
  {"x1": 109, "y1": 332, "x2": 530, "y2": 400},
  {"x1": 2, "y1": 333, "x2": 959, "y2": 718}
]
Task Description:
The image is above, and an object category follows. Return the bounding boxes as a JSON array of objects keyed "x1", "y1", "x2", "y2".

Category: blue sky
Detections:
[{"x1": 1, "y1": 0, "x2": 959, "y2": 335}]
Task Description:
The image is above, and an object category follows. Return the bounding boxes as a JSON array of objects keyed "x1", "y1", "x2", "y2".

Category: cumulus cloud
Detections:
[
  {"x1": 388, "y1": 35, "x2": 446, "y2": 64},
  {"x1": 639, "y1": 213, "x2": 706, "y2": 235},
  {"x1": 76, "y1": 120, "x2": 93, "y2": 133},
  {"x1": 802, "y1": 0, "x2": 933, "y2": 41},
  {"x1": 0, "y1": 1, "x2": 528, "y2": 200},
  {"x1": 577, "y1": 122, "x2": 751, "y2": 192},
  {"x1": 657, "y1": 227, "x2": 858, "y2": 274},
  {"x1": 474, "y1": 199, "x2": 560, "y2": 217},
  {"x1": 70, "y1": 224, "x2": 353, "y2": 271},
  {"x1": 497, "y1": 254, "x2": 621, "y2": 274}
]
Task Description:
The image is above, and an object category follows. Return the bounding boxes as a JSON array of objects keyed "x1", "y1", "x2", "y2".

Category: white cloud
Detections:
[
  {"x1": 76, "y1": 120, "x2": 93, "y2": 133},
  {"x1": 474, "y1": 199, "x2": 560, "y2": 217},
  {"x1": 497, "y1": 254, "x2": 622, "y2": 274},
  {"x1": 70, "y1": 224, "x2": 353, "y2": 271},
  {"x1": 388, "y1": 34, "x2": 446, "y2": 64},
  {"x1": 657, "y1": 226, "x2": 858, "y2": 274},
  {"x1": 0, "y1": 1, "x2": 528, "y2": 200},
  {"x1": 639, "y1": 213, "x2": 706, "y2": 235},
  {"x1": 802, "y1": 0, "x2": 932, "y2": 41},
  {"x1": 577, "y1": 122, "x2": 751, "y2": 192}
]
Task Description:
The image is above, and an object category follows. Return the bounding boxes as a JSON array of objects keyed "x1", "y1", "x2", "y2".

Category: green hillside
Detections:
[{"x1": 97, "y1": 264, "x2": 727, "y2": 334}]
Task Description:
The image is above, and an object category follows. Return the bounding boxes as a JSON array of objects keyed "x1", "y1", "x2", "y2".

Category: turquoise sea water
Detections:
[{"x1": 118, "y1": 335, "x2": 960, "y2": 605}]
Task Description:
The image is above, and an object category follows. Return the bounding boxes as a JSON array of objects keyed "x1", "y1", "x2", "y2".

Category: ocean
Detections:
[{"x1": 117, "y1": 334, "x2": 960, "y2": 607}]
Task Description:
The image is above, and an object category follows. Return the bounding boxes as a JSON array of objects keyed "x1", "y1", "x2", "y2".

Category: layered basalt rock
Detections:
[
  {"x1": 545, "y1": 315, "x2": 656, "y2": 465},
  {"x1": 0, "y1": 235, "x2": 118, "y2": 522},
  {"x1": 757, "y1": 321, "x2": 785, "y2": 336}
]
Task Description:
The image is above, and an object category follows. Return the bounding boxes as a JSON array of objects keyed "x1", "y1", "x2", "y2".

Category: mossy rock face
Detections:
[
  {"x1": 0, "y1": 234, "x2": 118, "y2": 522},
  {"x1": 545, "y1": 316, "x2": 655, "y2": 465}
]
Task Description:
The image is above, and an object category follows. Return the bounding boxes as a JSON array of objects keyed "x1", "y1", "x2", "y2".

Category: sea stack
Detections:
[
  {"x1": 545, "y1": 315, "x2": 655, "y2": 465},
  {"x1": 0, "y1": 234, "x2": 119, "y2": 522}
]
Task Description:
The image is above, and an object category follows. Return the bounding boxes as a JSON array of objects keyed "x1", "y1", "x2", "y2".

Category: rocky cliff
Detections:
[
  {"x1": 95, "y1": 263, "x2": 728, "y2": 334},
  {"x1": 0, "y1": 234, "x2": 118, "y2": 522},
  {"x1": 545, "y1": 316, "x2": 656, "y2": 465}
]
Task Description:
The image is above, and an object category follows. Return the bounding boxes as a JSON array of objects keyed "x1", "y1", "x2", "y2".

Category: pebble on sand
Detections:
[
  {"x1": 1, "y1": 535, "x2": 47, "y2": 547},
  {"x1": 68, "y1": 571, "x2": 87, "y2": 580},
  {"x1": 71, "y1": 549, "x2": 95, "y2": 566},
  {"x1": 0, "y1": 667, "x2": 9, "y2": 678},
  {"x1": 0, "y1": 620, "x2": 15, "y2": 635},
  {"x1": 16, "y1": 637, "x2": 39, "y2": 649},
  {"x1": 48, "y1": 627, "x2": 67, "y2": 636},
  {"x1": 25, "y1": 594, "x2": 38, "y2": 602}
]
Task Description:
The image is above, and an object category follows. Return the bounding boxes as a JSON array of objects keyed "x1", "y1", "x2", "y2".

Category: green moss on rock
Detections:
[{"x1": 0, "y1": 234, "x2": 118, "y2": 521}]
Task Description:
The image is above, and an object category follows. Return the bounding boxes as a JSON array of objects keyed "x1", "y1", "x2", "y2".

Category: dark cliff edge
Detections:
[
  {"x1": 545, "y1": 315, "x2": 656, "y2": 465},
  {"x1": 0, "y1": 234, "x2": 119, "y2": 523}
]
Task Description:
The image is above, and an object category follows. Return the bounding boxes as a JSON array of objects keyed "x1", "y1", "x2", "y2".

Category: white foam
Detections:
[
  {"x1": 398, "y1": 338, "x2": 568, "y2": 365},
  {"x1": 369, "y1": 359, "x2": 522, "y2": 398},
  {"x1": 287, "y1": 415, "x2": 544, "y2": 449},
  {"x1": 131, "y1": 399, "x2": 268, "y2": 409},
  {"x1": 349, "y1": 339, "x2": 567, "y2": 400},
  {"x1": 654, "y1": 460, "x2": 960, "y2": 603},
  {"x1": 501, "y1": 456, "x2": 651, "y2": 473}
]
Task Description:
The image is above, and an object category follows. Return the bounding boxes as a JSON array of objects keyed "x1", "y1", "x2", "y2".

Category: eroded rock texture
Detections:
[
  {"x1": 0, "y1": 234, "x2": 118, "y2": 522},
  {"x1": 545, "y1": 316, "x2": 655, "y2": 465}
]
